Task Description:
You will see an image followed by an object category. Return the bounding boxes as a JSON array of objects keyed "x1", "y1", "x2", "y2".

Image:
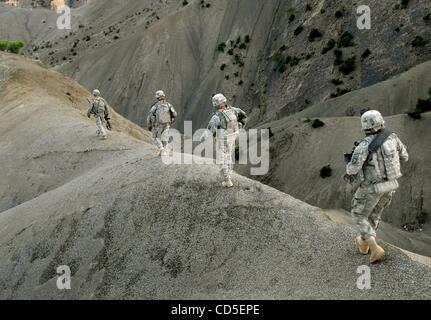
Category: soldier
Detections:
[
  {"x1": 87, "y1": 89, "x2": 109, "y2": 140},
  {"x1": 345, "y1": 110, "x2": 408, "y2": 263},
  {"x1": 147, "y1": 90, "x2": 177, "y2": 156},
  {"x1": 201, "y1": 94, "x2": 247, "y2": 188}
]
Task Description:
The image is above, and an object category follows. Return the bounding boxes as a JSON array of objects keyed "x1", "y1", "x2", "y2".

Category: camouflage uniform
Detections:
[
  {"x1": 207, "y1": 106, "x2": 244, "y2": 181},
  {"x1": 347, "y1": 133, "x2": 409, "y2": 240},
  {"x1": 87, "y1": 97, "x2": 109, "y2": 137},
  {"x1": 147, "y1": 101, "x2": 177, "y2": 150}
]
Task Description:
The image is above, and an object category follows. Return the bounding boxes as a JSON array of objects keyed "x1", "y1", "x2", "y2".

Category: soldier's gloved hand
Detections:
[{"x1": 343, "y1": 174, "x2": 356, "y2": 184}]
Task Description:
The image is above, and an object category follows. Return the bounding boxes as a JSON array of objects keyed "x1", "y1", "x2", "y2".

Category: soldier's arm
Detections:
[
  {"x1": 86, "y1": 98, "x2": 94, "y2": 118},
  {"x1": 169, "y1": 104, "x2": 178, "y2": 120},
  {"x1": 397, "y1": 137, "x2": 409, "y2": 162},
  {"x1": 346, "y1": 140, "x2": 369, "y2": 175},
  {"x1": 147, "y1": 105, "x2": 156, "y2": 129},
  {"x1": 102, "y1": 99, "x2": 109, "y2": 117},
  {"x1": 207, "y1": 115, "x2": 220, "y2": 136}
]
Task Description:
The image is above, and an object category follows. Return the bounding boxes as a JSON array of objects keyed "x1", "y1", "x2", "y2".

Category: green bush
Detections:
[
  {"x1": 309, "y1": 29, "x2": 323, "y2": 42},
  {"x1": 217, "y1": 42, "x2": 226, "y2": 52},
  {"x1": 334, "y1": 49, "x2": 343, "y2": 66},
  {"x1": 0, "y1": 40, "x2": 25, "y2": 54},
  {"x1": 335, "y1": 9, "x2": 344, "y2": 19},
  {"x1": 401, "y1": 0, "x2": 410, "y2": 9},
  {"x1": 331, "y1": 79, "x2": 344, "y2": 85},
  {"x1": 361, "y1": 49, "x2": 371, "y2": 60},
  {"x1": 272, "y1": 52, "x2": 284, "y2": 63},
  {"x1": 290, "y1": 57, "x2": 300, "y2": 66},
  {"x1": 338, "y1": 31, "x2": 354, "y2": 47},
  {"x1": 331, "y1": 88, "x2": 352, "y2": 98},
  {"x1": 321, "y1": 39, "x2": 336, "y2": 54},
  {"x1": 339, "y1": 56, "x2": 356, "y2": 75},
  {"x1": 412, "y1": 36, "x2": 428, "y2": 47},
  {"x1": 294, "y1": 25, "x2": 304, "y2": 36}
]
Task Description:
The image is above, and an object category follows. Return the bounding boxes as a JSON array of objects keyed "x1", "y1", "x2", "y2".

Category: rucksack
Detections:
[
  {"x1": 156, "y1": 102, "x2": 172, "y2": 124},
  {"x1": 92, "y1": 98, "x2": 107, "y2": 117},
  {"x1": 217, "y1": 108, "x2": 238, "y2": 132}
]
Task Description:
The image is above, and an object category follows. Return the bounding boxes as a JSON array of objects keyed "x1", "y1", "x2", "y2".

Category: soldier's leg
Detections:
[
  {"x1": 351, "y1": 186, "x2": 384, "y2": 240},
  {"x1": 225, "y1": 135, "x2": 236, "y2": 179},
  {"x1": 369, "y1": 191, "x2": 394, "y2": 231},
  {"x1": 160, "y1": 124, "x2": 171, "y2": 149},
  {"x1": 152, "y1": 126, "x2": 163, "y2": 149},
  {"x1": 96, "y1": 117, "x2": 107, "y2": 138}
]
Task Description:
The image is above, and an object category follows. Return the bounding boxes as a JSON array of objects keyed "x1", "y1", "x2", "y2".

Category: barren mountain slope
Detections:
[
  {"x1": 0, "y1": 54, "x2": 430, "y2": 299},
  {"x1": 236, "y1": 62, "x2": 431, "y2": 243},
  {"x1": 1, "y1": 0, "x2": 430, "y2": 128}
]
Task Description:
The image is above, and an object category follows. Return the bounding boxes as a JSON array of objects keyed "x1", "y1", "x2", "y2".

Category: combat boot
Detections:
[
  {"x1": 367, "y1": 236, "x2": 385, "y2": 263},
  {"x1": 222, "y1": 179, "x2": 233, "y2": 188},
  {"x1": 355, "y1": 235, "x2": 369, "y2": 255}
]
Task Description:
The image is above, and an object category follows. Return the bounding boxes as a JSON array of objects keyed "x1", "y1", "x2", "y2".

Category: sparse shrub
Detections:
[
  {"x1": 321, "y1": 39, "x2": 336, "y2": 54},
  {"x1": 217, "y1": 42, "x2": 226, "y2": 52},
  {"x1": 245, "y1": 35, "x2": 251, "y2": 43},
  {"x1": 294, "y1": 25, "x2": 304, "y2": 36},
  {"x1": 225, "y1": 75, "x2": 230, "y2": 80},
  {"x1": 309, "y1": 29, "x2": 323, "y2": 42},
  {"x1": 335, "y1": 9, "x2": 344, "y2": 19},
  {"x1": 272, "y1": 52, "x2": 284, "y2": 63},
  {"x1": 290, "y1": 57, "x2": 300, "y2": 66},
  {"x1": 285, "y1": 55, "x2": 292, "y2": 65},
  {"x1": 220, "y1": 64, "x2": 226, "y2": 71},
  {"x1": 361, "y1": 49, "x2": 371, "y2": 60},
  {"x1": 280, "y1": 45, "x2": 287, "y2": 51},
  {"x1": 395, "y1": 27, "x2": 401, "y2": 32},
  {"x1": 239, "y1": 43, "x2": 247, "y2": 50},
  {"x1": 320, "y1": 165, "x2": 332, "y2": 178},
  {"x1": 338, "y1": 31, "x2": 354, "y2": 47},
  {"x1": 278, "y1": 64, "x2": 287, "y2": 73},
  {"x1": 267, "y1": 128, "x2": 274, "y2": 138},
  {"x1": 401, "y1": 0, "x2": 410, "y2": 9},
  {"x1": 306, "y1": 4, "x2": 312, "y2": 11},
  {"x1": 331, "y1": 79, "x2": 344, "y2": 85},
  {"x1": 234, "y1": 71, "x2": 239, "y2": 77},
  {"x1": 416, "y1": 98, "x2": 431, "y2": 113},
  {"x1": 289, "y1": 14, "x2": 295, "y2": 22},
  {"x1": 227, "y1": 48, "x2": 234, "y2": 55},
  {"x1": 339, "y1": 56, "x2": 356, "y2": 75},
  {"x1": 412, "y1": 36, "x2": 428, "y2": 47},
  {"x1": 320, "y1": 9, "x2": 326, "y2": 14},
  {"x1": 312, "y1": 119, "x2": 325, "y2": 128},
  {"x1": 334, "y1": 49, "x2": 343, "y2": 66},
  {"x1": 182, "y1": 0, "x2": 188, "y2": 6},
  {"x1": 424, "y1": 14, "x2": 431, "y2": 23},
  {"x1": 306, "y1": 53, "x2": 313, "y2": 60},
  {"x1": 407, "y1": 111, "x2": 422, "y2": 120},
  {"x1": 331, "y1": 88, "x2": 352, "y2": 98}
]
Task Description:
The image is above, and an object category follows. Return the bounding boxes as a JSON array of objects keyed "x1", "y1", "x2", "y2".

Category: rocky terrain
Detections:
[{"x1": 0, "y1": 53, "x2": 430, "y2": 299}]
